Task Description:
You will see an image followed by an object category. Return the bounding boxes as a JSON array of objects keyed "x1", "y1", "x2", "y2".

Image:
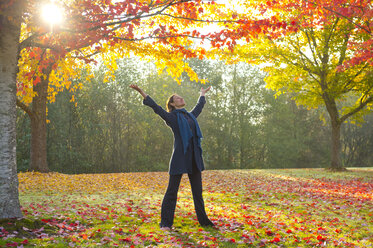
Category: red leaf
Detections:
[
  {"x1": 266, "y1": 230, "x2": 273, "y2": 236},
  {"x1": 317, "y1": 235, "x2": 326, "y2": 241},
  {"x1": 271, "y1": 237, "x2": 280, "y2": 242},
  {"x1": 119, "y1": 237, "x2": 131, "y2": 242}
]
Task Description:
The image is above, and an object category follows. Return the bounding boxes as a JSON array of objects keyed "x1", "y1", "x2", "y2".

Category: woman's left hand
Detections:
[{"x1": 200, "y1": 86, "x2": 211, "y2": 96}]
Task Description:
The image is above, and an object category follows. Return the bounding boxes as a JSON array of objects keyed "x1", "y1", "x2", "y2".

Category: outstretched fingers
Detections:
[{"x1": 201, "y1": 86, "x2": 211, "y2": 94}]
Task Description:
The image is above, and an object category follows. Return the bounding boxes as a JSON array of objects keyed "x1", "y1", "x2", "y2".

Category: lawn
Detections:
[{"x1": 1, "y1": 168, "x2": 372, "y2": 247}]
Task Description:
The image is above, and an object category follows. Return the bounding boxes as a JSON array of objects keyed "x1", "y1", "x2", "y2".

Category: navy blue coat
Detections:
[{"x1": 143, "y1": 95, "x2": 206, "y2": 175}]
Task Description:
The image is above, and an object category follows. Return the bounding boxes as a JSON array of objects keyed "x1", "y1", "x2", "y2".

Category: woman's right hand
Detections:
[
  {"x1": 129, "y1": 84, "x2": 142, "y2": 92},
  {"x1": 130, "y1": 84, "x2": 147, "y2": 98}
]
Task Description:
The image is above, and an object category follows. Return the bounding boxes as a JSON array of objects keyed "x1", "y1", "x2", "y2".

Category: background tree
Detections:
[
  {"x1": 219, "y1": 3, "x2": 373, "y2": 170},
  {"x1": 341, "y1": 114, "x2": 373, "y2": 167},
  {"x1": 261, "y1": 92, "x2": 331, "y2": 168},
  {"x1": 196, "y1": 61, "x2": 267, "y2": 169}
]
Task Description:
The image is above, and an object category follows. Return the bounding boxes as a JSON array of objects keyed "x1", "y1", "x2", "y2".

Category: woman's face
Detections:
[{"x1": 171, "y1": 95, "x2": 185, "y2": 109}]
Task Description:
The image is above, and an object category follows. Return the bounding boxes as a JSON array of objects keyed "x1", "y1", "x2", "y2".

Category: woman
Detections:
[{"x1": 130, "y1": 84, "x2": 214, "y2": 230}]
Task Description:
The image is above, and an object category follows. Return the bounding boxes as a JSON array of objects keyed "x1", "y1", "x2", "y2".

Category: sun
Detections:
[{"x1": 41, "y1": 2, "x2": 64, "y2": 26}]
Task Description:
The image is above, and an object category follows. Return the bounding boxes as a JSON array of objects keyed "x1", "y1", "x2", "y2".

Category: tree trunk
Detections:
[
  {"x1": 330, "y1": 120, "x2": 344, "y2": 171},
  {"x1": 321, "y1": 86, "x2": 345, "y2": 171},
  {"x1": 30, "y1": 73, "x2": 50, "y2": 172},
  {"x1": 0, "y1": 0, "x2": 24, "y2": 219},
  {"x1": 325, "y1": 99, "x2": 345, "y2": 171}
]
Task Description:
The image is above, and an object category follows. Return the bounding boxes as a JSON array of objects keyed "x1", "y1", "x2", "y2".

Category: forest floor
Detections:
[{"x1": 1, "y1": 168, "x2": 372, "y2": 247}]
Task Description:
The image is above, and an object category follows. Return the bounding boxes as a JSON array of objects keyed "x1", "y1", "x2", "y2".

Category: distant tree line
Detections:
[{"x1": 16, "y1": 58, "x2": 373, "y2": 173}]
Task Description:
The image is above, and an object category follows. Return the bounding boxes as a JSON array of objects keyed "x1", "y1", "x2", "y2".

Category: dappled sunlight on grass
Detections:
[{"x1": 255, "y1": 169, "x2": 373, "y2": 201}]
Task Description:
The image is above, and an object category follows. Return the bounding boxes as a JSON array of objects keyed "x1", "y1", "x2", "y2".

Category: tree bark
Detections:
[
  {"x1": 0, "y1": 0, "x2": 24, "y2": 219},
  {"x1": 30, "y1": 71, "x2": 50, "y2": 172},
  {"x1": 322, "y1": 92, "x2": 345, "y2": 171},
  {"x1": 330, "y1": 120, "x2": 343, "y2": 170}
]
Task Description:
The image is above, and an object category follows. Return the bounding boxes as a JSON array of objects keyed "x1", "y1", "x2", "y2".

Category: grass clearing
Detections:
[{"x1": 1, "y1": 168, "x2": 372, "y2": 247}]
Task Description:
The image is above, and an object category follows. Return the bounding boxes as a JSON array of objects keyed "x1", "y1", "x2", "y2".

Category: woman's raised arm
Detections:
[
  {"x1": 191, "y1": 86, "x2": 211, "y2": 118},
  {"x1": 129, "y1": 84, "x2": 176, "y2": 125}
]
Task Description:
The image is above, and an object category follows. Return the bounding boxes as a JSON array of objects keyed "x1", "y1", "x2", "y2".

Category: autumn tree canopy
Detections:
[
  {"x1": 17, "y1": 0, "x2": 225, "y2": 102},
  {"x1": 15, "y1": 0, "x2": 236, "y2": 172},
  {"x1": 214, "y1": 0, "x2": 372, "y2": 67},
  {"x1": 15, "y1": 0, "x2": 299, "y2": 173},
  {"x1": 212, "y1": 0, "x2": 372, "y2": 170}
]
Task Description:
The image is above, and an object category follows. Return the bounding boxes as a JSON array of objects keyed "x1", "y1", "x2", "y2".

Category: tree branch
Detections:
[
  {"x1": 342, "y1": 63, "x2": 370, "y2": 93},
  {"x1": 16, "y1": 99, "x2": 33, "y2": 117},
  {"x1": 268, "y1": 40, "x2": 321, "y2": 86},
  {"x1": 340, "y1": 95, "x2": 373, "y2": 123},
  {"x1": 303, "y1": 29, "x2": 319, "y2": 67},
  {"x1": 19, "y1": 32, "x2": 48, "y2": 50},
  {"x1": 113, "y1": 34, "x2": 210, "y2": 41},
  {"x1": 337, "y1": 32, "x2": 350, "y2": 66},
  {"x1": 159, "y1": 13, "x2": 235, "y2": 23},
  {"x1": 304, "y1": 0, "x2": 371, "y2": 35}
]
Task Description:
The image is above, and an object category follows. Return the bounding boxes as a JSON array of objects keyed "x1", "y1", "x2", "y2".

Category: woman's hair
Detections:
[{"x1": 166, "y1": 94, "x2": 177, "y2": 112}]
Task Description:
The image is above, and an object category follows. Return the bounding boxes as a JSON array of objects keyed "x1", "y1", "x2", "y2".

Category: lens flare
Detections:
[{"x1": 41, "y1": 3, "x2": 63, "y2": 26}]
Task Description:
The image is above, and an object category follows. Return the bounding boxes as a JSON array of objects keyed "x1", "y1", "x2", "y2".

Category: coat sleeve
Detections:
[
  {"x1": 190, "y1": 96, "x2": 206, "y2": 118},
  {"x1": 143, "y1": 95, "x2": 176, "y2": 125}
]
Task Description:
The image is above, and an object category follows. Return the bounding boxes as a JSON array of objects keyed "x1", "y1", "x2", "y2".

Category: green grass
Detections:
[{"x1": 1, "y1": 168, "x2": 372, "y2": 247}]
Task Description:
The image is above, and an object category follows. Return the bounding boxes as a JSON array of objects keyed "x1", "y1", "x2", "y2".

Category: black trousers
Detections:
[{"x1": 160, "y1": 162, "x2": 213, "y2": 228}]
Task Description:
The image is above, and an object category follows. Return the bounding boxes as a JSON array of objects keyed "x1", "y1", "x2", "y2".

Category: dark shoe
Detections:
[{"x1": 201, "y1": 221, "x2": 215, "y2": 227}]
